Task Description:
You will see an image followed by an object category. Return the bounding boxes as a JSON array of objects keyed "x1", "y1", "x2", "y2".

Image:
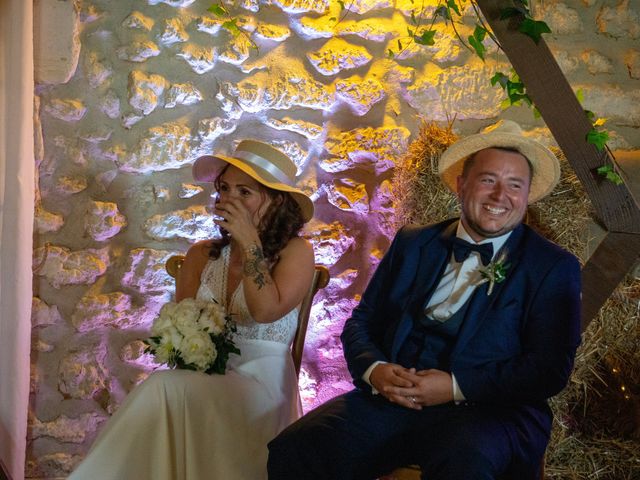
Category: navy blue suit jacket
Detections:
[{"x1": 342, "y1": 219, "x2": 581, "y2": 430}]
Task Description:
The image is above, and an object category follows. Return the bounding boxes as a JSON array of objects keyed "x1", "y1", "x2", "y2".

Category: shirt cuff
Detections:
[
  {"x1": 363, "y1": 361, "x2": 386, "y2": 395},
  {"x1": 452, "y1": 372, "x2": 466, "y2": 403}
]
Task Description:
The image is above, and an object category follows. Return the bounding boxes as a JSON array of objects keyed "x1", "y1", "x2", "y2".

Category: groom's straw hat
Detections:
[
  {"x1": 439, "y1": 120, "x2": 561, "y2": 203},
  {"x1": 193, "y1": 140, "x2": 314, "y2": 222}
]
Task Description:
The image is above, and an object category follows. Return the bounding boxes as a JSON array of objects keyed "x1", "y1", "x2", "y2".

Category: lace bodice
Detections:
[{"x1": 196, "y1": 245, "x2": 298, "y2": 346}]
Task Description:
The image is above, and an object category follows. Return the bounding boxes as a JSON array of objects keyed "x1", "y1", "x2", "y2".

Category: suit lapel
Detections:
[
  {"x1": 390, "y1": 222, "x2": 456, "y2": 361},
  {"x1": 451, "y1": 224, "x2": 527, "y2": 357}
]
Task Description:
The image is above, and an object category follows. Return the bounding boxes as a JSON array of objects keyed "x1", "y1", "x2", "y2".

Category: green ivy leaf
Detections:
[
  {"x1": 586, "y1": 128, "x2": 609, "y2": 151},
  {"x1": 533, "y1": 106, "x2": 541, "y2": 118},
  {"x1": 576, "y1": 88, "x2": 584, "y2": 103},
  {"x1": 468, "y1": 25, "x2": 487, "y2": 60},
  {"x1": 584, "y1": 109, "x2": 595, "y2": 122},
  {"x1": 222, "y1": 19, "x2": 241, "y2": 36},
  {"x1": 596, "y1": 165, "x2": 623, "y2": 185},
  {"x1": 207, "y1": 3, "x2": 227, "y2": 16},
  {"x1": 490, "y1": 72, "x2": 509, "y2": 87},
  {"x1": 446, "y1": 0, "x2": 461, "y2": 16},
  {"x1": 415, "y1": 29, "x2": 437, "y2": 46},
  {"x1": 518, "y1": 18, "x2": 551, "y2": 44}
]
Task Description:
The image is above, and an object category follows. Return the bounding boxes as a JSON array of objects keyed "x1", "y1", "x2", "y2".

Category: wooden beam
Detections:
[
  {"x1": 476, "y1": 0, "x2": 640, "y2": 234},
  {"x1": 581, "y1": 232, "x2": 640, "y2": 329}
]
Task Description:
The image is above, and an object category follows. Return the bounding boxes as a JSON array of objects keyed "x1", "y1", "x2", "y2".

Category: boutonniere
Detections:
[{"x1": 478, "y1": 250, "x2": 510, "y2": 295}]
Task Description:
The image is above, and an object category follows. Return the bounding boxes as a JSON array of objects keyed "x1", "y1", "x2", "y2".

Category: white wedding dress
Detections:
[{"x1": 69, "y1": 246, "x2": 302, "y2": 480}]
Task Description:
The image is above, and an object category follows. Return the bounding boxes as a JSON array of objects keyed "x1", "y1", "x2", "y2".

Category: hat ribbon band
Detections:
[{"x1": 234, "y1": 150, "x2": 293, "y2": 186}]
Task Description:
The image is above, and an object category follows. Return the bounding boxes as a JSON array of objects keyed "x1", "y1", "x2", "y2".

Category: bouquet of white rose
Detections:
[{"x1": 145, "y1": 298, "x2": 240, "y2": 374}]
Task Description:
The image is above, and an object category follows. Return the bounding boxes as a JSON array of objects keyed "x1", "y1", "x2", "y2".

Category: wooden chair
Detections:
[{"x1": 165, "y1": 255, "x2": 330, "y2": 376}]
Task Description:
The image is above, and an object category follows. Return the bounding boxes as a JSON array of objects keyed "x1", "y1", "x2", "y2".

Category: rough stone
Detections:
[
  {"x1": 596, "y1": 2, "x2": 640, "y2": 39},
  {"x1": 44, "y1": 99, "x2": 87, "y2": 122},
  {"x1": 177, "y1": 44, "x2": 217, "y2": 74},
  {"x1": 405, "y1": 62, "x2": 507, "y2": 121},
  {"x1": 122, "y1": 248, "x2": 179, "y2": 294},
  {"x1": 335, "y1": 77, "x2": 386, "y2": 115},
  {"x1": 541, "y1": 3, "x2": 583, "y2": 34},
  {"x1": 56, "y1": 175, "x2": 88, "y2": 195},
  {"x1": 195, "y1": 15, "x2": 224, "y2": 35},
  {"x1": 322, "y1": 126, "x2": 411, "y2": 174},
  {"x1": 579, "y1": 84, "x2": 640, "y2": 126},
  {"x1": 307, "y1": 38, "x2": 373, "y2": 76},
  {"x1": 220, "y1": 66, "x2": 334, "y2": 112},
  {"x1": 25, "y1": 452, "x2": 82, "y2": 479},
  {"x1": 179, "y1": 183, "x2": 205, "y2": 198},
  {"x1": 551, "y1": 49, "x2": 581, "y2": 75},
  {"x1": 335, "y1": 19, "x2": 396, "y2": 42},
  {"x1": 304, "y1": 219, "x2": 355, "y2": 265},
  {"x1": 33, "y1": 246, "x2": 109, "y2": 289},
  {"x1": 119, "y1": 122, "x2": 192, "y2": 173},
  {"x1": 581, "y1": 49, "x2": 614, "y2": 74},
  {"x1": 83, "y1": 52, "x2": 112, "y2": 88},
  {"x1": 159, "y1": 17, "x2": 189, "y2": 45},
  {"x1": 127, "y1": 70, "x2": 167, "y2": 115},
  {"x1": 35, "y1": 204, "x2": 64, "y2": 234},
  {"x1": 117, "y1": 41, "x2": 161, "y2": 62},
  {"x1": 34, "y1": 0, "x2": 81, "y2": 84},
  {"x1": 255, "y1": 23, "x2": 291, "y2": 42},
  {"x1": 219, "y1": 34, "x2": 252, "y2": 65},
  {"x1": 625, "y1": 49, "x2": 640, "y2": 79},
  {"x1": 72, "y1": 292, "x2": 143, "y2": 331},
  {"x1": 272, "y1": 0, "x2": 330, "y2": 14},
  {"x1": 144, "y1": 205, "x2": 218, "y2": 241},
  {"x1": 58, "y1": 346, "x2": 109, "y2": 399},
  {"x1": 85, "y1": 200, "x2": 127, "y2": 242},
  {"x1": 122, "y1": 11, "x2": 155, "y2": 31},
  {"x1": 194, "y1": 117, "x2": 238, "y2": 153},
  {"x1": 264, "y1": 117, "x2": 323, "y2": 140},
  {"x1": 98, "y1": 90, "x2": 121, "y2": 119},
  {"x1": 149, "y1": 0, "x2": 196, "y2": 6},
  {"x1": 165, "y1": 83, "x2": 203, "y2": 108},
  {"x1": 32, "y1": 297, "x2": 64, "y2": 328},
  {"x1": 291, "y1": 16, "x2": 335, "y2": 39},
  {"x1": 326, "y1": 178, "x2": 369, "y2": 214},
  {"x1": 343, "y1": 0, "x2": 392, "y2": 14},
  {"x1": 30, "y1": 412, "x2": 105, "y2": 443}
]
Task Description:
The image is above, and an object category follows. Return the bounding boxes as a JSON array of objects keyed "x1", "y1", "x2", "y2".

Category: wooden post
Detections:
[{"x1": 476, "y1": 0, "x2": 640, "y2": 329}]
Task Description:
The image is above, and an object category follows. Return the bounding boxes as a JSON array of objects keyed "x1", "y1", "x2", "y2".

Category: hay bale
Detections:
[{"x1": 391, "y1": 121, "x2": 640, "y2": 480}]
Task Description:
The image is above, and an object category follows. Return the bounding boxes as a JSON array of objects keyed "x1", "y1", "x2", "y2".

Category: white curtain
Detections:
[{"x1": 0, "y1": 0, "x2": 34, "y2": 478}]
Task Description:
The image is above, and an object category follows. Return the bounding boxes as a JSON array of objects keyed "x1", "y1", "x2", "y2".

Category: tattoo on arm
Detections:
[{"x1": 243, "y1": 245, "x2": 272, "y2": 290}]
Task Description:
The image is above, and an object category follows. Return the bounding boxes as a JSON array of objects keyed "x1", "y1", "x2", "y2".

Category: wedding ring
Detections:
[{"x1": 409, "y1": 396, "x2": 416, "y2": 403}]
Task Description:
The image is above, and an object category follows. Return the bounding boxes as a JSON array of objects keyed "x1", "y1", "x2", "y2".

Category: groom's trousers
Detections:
[{"x1": 267, "y1": 389, "x2": 548, "y2": 480}]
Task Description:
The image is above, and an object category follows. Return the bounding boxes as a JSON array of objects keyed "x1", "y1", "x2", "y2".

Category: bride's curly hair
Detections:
[{"x1": 207, "y1": 166, "x2": 306, "y2": 263}]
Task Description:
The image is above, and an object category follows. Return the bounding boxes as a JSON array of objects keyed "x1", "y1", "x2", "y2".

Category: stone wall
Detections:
[{"x1": 28, "y1": 0, "x2": 639, "y2": 477}]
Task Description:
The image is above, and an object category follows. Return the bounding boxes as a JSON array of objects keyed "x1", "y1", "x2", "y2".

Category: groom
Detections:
[{"x1": 268, "y1": 120, "x2": 582, "y2": 480}]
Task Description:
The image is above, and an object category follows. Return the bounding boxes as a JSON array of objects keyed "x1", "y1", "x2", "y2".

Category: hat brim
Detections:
[
  {"x1": 193, "y1": 154, "x2": 314, "y2": 222},
  {"x1": 439, "y1": 131, "x2": 560, "y2": 204}
]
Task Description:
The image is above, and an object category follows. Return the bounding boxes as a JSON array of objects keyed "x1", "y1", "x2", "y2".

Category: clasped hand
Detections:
[{"x1": 369, "y1": 363, "x2": 453, "y2": 410}]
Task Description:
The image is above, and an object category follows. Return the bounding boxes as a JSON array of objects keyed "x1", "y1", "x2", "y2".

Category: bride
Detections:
[{"x1": 69, "y1": 140, "x2": 315, "y2": 479}]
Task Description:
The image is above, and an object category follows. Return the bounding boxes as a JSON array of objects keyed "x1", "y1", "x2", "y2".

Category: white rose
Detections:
[
  {"x1": 153, "y1": 340, "x2": 174, "y2": 365},
  {"x1": 197, "y1": 303, "x2": 226, "y2": 335},
  {"x1": 173, "y1": 299, "x2": 203, "y2": 334},
  {"x1": 181, "y1": 331, "x2": 216, "y2": 371},
  {"x1": 151, "y1": 302, "x2": 179, "y2": 336}
]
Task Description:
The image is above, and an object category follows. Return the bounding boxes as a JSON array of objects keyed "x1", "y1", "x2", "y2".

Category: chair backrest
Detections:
[{"x1": 165, "y1": 255, "x2": 329, "y2": 377}]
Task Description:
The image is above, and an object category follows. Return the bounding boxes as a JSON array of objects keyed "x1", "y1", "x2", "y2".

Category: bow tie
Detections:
[{"x1": 450, "y1": 237, "x2": 494, "y2": 266}]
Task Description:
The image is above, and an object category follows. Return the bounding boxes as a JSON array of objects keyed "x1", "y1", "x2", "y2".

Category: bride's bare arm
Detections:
[
  {"x1": 175, "y1": 241, "x2": 211, "y2": 302},
  {"x1": 242, "y1": 237, "x2": 315, "y2": 323}
]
